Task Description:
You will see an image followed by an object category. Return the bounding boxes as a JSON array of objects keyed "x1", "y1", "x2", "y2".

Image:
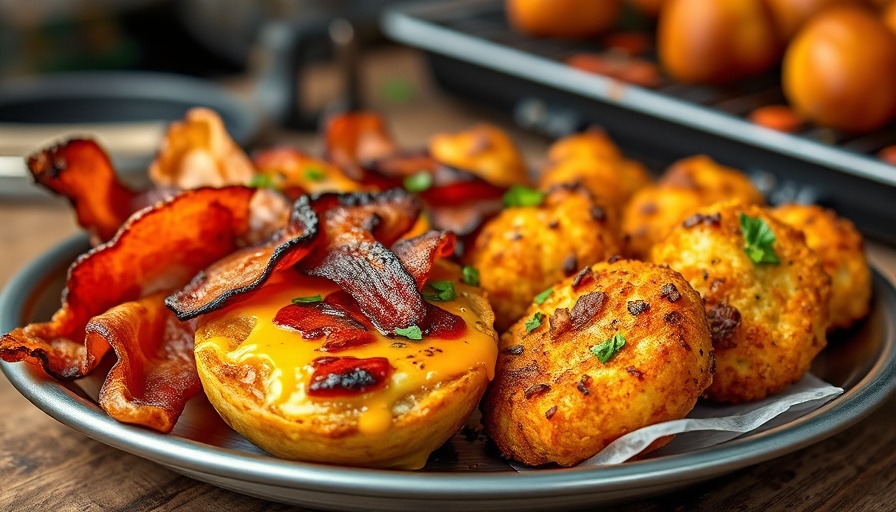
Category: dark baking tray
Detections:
[{"x1": 382, "y1": 0, "x2": 896, "y2": 243}]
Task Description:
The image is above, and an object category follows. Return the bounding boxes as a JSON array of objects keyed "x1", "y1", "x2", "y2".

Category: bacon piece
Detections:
[
  {"x1": 149, "y1": 108, "x2": 255, "y2": 189},
  {"x1": 324, "y1": 112, "x2": 398, "y2": 179},
  {"x1": 253, "y1": 147, "x2": 366, "y2": 199},
  {"x1": 26, "y1": 139, "x2": 147, "y2": 244},
  {"x1": 300, "y1": 190, "x2": 425, "y2": 334},
  {"x1": 274, "y1": 291, "x2": 374, "y2": 352},
  {"x1": 308, "y1": 356, "x2": 393, "y2": 398},
  {"x1": 0, "y1": 187, "x2": 254, "y2": 379},
  {"x1": 90, "y1": 292, "x2": 200, "y2": 432},
  {"x1": 392, "y1": 231, "x2": 457, "y2": 290},
  {"x1": 166, "y1": 197, "x2": 319, "y2": 320}
]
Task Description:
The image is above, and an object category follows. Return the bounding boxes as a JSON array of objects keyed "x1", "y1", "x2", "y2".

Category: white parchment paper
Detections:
[{"x1": 513, "y1": 373, "x2": 842, "y2": 469}]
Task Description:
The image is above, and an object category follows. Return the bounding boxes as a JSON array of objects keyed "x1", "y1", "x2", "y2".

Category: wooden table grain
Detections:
[{"x1": 1, "y1": 48, "x2": 895, "y2": 512}]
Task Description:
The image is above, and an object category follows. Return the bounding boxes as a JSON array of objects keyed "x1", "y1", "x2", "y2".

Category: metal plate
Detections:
[{"x1": 2, "y1": 235, "x2": 895, "y2": 511}]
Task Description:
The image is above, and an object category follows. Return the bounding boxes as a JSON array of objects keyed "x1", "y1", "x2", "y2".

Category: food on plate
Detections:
[
  {"x1": 428, "y1": 124, "x2": 530, "y2": 188},
  {"x1": 540, "y1": 128, "x2": 652, "y2": 216},
  {"x1": 782, "y1": 5, "x2": 896, "y2": 132},
  {"x1": 658, "y1": 0, "x2": 781, "y2": 84},
  {"x1": 0, "y1": 186, "x2": 256, "y2": 430},
  {"x1": 566, "y1": 53, "x2": 662, "y2": 88},
  {"x1": 469, "y1": 184, "x2": 623, "y2": 331},
  {"x1": 771, "y1": 204, "x2": 872, "y2": 331},
  {"x1": 506, "y1": 0, "x2": 622, "y2": 39},
  {"x1": 765, "y1": 0, "x2": 863, "y2": 41},
  {"x1": 149, "y1": 107, "x2": 255, "y2": 189},
  {"x1": 749, "y1": 104, "x2": 805, "y2": 133},
  {"x1": 252, "y1": 147, "x2": 367, "y2": 198},
  {"x1": 622, "y1": 155, "x2": 764, "y2": 259},
  {"x1": 195, "y1": 257, "x2": 497, "y2": 469},
  {"x1": 323, "y1": 111, "x2": 398, "y2": 179},
  {"x1": 651, "y1": 201, "x2": 831, "y2": 403},
  {"x1": 483, "y1": 259, "x2": 713, "y2": 467}
]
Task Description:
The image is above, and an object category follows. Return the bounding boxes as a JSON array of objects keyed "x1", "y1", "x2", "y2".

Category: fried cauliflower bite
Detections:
[
  {"x1": 469, "y1": 184, "x2": 623, "y2": 332},
  {"x1": 483, "y1": 260, "x2": 714, "y2": 467},
  {"x1": 428, "y1": 123, "x2": 529, "y2": 188},
  {"x1": 540, "y1": 129, "x2": 652, "y2": 215},
  {"x1": 622, "y1": 156, "x2": 765, "y2": 259},
  {"x1": 651, "y1": 202, "x2": 832, "y2": 403},
  {"x1": 771, "y1": 203, "x2": 872, "y2": 330}
]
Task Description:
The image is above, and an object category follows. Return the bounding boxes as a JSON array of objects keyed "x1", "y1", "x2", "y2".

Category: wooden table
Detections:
[{"x1": 1, "y1": 48, "x2": 895, "y2": 511}]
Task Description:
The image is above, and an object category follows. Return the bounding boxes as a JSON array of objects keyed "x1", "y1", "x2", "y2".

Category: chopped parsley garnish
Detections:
[
  {"x1": 461, "y1": 265, "x2": 480, "y2": 286},
  {"x1": 424, "y1": 280, "x2": 456, "y2": 301},
  {"x1": 525, "y1": 312, "x2": 545, "y2": 333},
  {"x1": 503, "y1": 185, "x2": 545, "y2": 208},
  {"x1": 403, "y1": 170, "x2": 433, "y2": 193},
  {"x1": 534, "y1": 288, "x2": 553, "y2": 305},
  {"x1": 394, "y1": 325, "x2": 423, "y2": 340},
  {"x1": 247, "y1": 174, "x2": 277, "y2": 189},
  {"x1": 591, "y1": 333, "x2": 626, "y2": 363},
  {"x1": 291, "y1": 295, "x2": 323, "y2": 304},
  {"x1": 740, "y1": 213, "x2": 780, "y2": 265},
  {"x1": 305, "y1": 167, "x2": 325, "y2": 181}
]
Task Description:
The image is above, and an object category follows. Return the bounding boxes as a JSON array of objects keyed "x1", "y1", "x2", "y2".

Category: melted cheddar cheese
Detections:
[{"x1": 195, "y1": 262, "x2": 498, "y2": 440}]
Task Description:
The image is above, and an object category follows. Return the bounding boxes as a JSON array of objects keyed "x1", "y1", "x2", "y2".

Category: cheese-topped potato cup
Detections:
[
  {"x1": 771, "y1": 203, "x2": 871, "y2": 331},
  {"x1": 652, "y1": 201, "x2": 832, "y2": 403},
  {"x1": 483, "y1": 259, "x2": 713, "y2": 467},
  {"x1": 194, "y1": 260, "x2": 498, "y2": 469}
]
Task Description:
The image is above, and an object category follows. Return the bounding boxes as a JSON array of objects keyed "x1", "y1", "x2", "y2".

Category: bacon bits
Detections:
[
  {"x1": 308, "y1": 356, "x2": 393, "y2": 397},
  {"x1": 627, "y1": 300, "x2": 650, "y2": 316},
  {"x1": 569, "y1": 291, "x2": 607, "y2": 329},
  {"x1": 392, "y1": 231, "x2": 457, "y2": 290},
  {"x1": 707, "y1": 302, "x2": 742, "y2": 348},
  {"x1": 660, "y1": 283, "x2": 682, "y2": 302}
]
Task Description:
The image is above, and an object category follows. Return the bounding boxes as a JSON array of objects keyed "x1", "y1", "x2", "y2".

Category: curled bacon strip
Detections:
[
  {"x1": 166, "y1": 198, "x2": 318, "y2": 320},
  {"x1": 0, "y1": 186, "x2": 254, "y2": 379},
  {"x1": 26, "y1": 139, "x2": 146, "y2": 244},
  {"x1": 392, "y1": 231, "x2": 457, "y2": 290},
  {"x1": 324, "y1": 112, "x2": 398, "y2": 179},
  {"x1": 300, "y1": 190, "x2": 425, "y2": 334},
  {"x1": 91, "y1": 292, "x2": 200, "y2": 432}
]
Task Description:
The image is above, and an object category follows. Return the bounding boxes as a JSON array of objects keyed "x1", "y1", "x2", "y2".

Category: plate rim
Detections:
[{"x1": 2, "y1": 234, "x2": 895, "y2": 502}]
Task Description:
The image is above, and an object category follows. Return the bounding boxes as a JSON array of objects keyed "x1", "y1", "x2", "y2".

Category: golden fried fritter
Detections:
[
  {"x1": 622, "y1": 156, "x2": 764, "y2": 259},
  {"x1": 771, "y1": 203, "x2": 871, "y2": 330},
  {"x1": 428, "y1": 123, "x2": 529, "y2": 188},
  {"x1": 483, "y1": 259, "x2": 714, "y2": 467},
  {"x1": 651, "y1": 201, "x2": 831, "y2": 403},
  {"x1": 540, "y1": 129, "x2": 652, "y2": 215},
  {"x1": 469, "y1": 185, "x2": 623, "y2": 332}
]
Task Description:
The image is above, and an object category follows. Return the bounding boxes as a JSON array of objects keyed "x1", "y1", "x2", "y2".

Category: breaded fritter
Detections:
[
  {"x1": 651, "y1": 201, "x2": 831, "y2": 403},
  {"x1": 540, "y1": 129, "x2": 652, "y2": 215},
  {"x1": 469, "y1": 184, "x2": 623, "y2": 332},
  {"x1": 622, "y1": 155, "x2": 764, "y2": 259},
  {"x1": 428, "y1": 123, "x2": 529, "y2": 188},
  {"x1": 483, "y1": 259, "x2": 714, "y2": 467},
  {"x1": 771, "y1": 203, "x2": 872, "y2": 330}
]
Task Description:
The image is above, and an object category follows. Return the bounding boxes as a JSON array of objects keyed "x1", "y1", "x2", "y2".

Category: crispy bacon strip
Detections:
[
  {"x1": 392, "y1": 231, "x2": 457, "y2": 290},
  {"x1": 0, "y1": 187, "x2": 254, "y2": 379},
  {"x1": 324, "y1": 112, "x2": 398, "y2": 179},
  {"x1": 27, "y1": 139, "x2": 144, "y2": 244},
  {"x1": 166, "y1": 197, "x2": 318, "y2": 320},
  {"x1": 149, "y1": 108, "x2": 255, "y2": 189},
  {"x1": 299, "y1": 190, "x2": 425, "y2": 334},
  {"x1": 91, "y1": 292, "x2": 200, "y2": 432}
]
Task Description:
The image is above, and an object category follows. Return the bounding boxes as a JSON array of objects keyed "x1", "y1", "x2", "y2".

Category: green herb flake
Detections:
[
  {"x1": 424, "y1": 280, "x2": 456, "y2": 302},
  {"x1": 291, "y1": 295, "x2": 323, "y2": 304},
  {"x1": 461, "y1": 265, "x2": 480, "y2": 286},
  {"x1": 403, "y1": 171, "x2": 433, "y2": 193},
  {"x1": 394, "y1": 325, "x2": 423, "y2": 340},
  {"x1": 305, "y1": 167, "x2": 326, "y2": 182},
  {"x1": 503, "y1": 185, "x2": 545, "y2": 208},
  {"x1": 740, "y1": 213, "x2": 780, "y2": 265},
  {"x1": 534, "y1": 288, "x2": 553, "y2": 305},
  {"x1": 247, "y1": 174, "x2": 277, "y2": 189},
  {"x1": 591, "y1": 333, "x2": 626, "y2": 363},
  {"x1": 525, "y1": 312, "x2": 545, "y2": 334}
]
